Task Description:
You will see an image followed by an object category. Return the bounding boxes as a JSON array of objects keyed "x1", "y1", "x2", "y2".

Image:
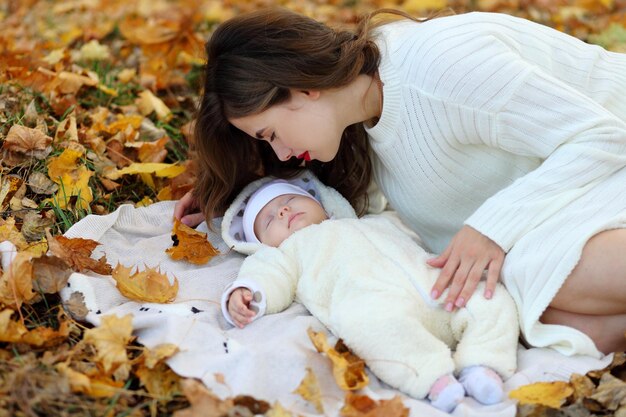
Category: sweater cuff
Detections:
[
  {"x1": 464, "y1": 200, "x2": 530, "y2": 252},
  {"x1": 220, "y1": 278, "x2": 267, "y2": 327}
]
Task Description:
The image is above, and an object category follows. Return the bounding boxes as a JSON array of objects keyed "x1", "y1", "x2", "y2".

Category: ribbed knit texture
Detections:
[{"x1": 366, "y1": 12, "x2": 626, "y2": 357}]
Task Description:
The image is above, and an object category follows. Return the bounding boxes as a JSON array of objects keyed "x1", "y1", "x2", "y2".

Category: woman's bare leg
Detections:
[
  {"x1": 540, "y1": 308, "x2": 626, "y2": 354},
  {"x1": 540, "y1": 229, "x2": 626, "y2": 353}
]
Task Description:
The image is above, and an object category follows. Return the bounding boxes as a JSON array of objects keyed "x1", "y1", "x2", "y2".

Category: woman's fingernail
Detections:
[
  {"x1": 431, "y1": 290, "x2": 439, "y2": 299},
  {"x1": 445, "y1": 302, "x2": 453, "y2": 312},
  {"x1": 485, "y1": 290, "x2": 493, "y2": 299},
  {"x1": 455, "y1": 297, "x2": 464, "y2": 307}
]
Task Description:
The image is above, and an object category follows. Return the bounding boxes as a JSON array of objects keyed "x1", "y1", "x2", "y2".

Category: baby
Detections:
[{"x1": 220, "y1": 172, "x2": 519, "y2": 413}]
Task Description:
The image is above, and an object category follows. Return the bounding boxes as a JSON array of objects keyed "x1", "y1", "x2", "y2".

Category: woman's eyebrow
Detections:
[{"x1": 255, "y1": 128, "x2": 267, "y2": 139}]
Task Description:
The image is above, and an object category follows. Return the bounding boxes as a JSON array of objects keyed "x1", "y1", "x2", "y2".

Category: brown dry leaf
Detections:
[
  {"x1": 590, "y1": 372, "x2": 626, "y2": 410},
  {"x1": 3, "y1": 124, "x2": 52, "y2": 158},
  {"x1": 233, "y1": 395, "x2": 271, "y2": 415},
  {"x1": 136, "y1": 90, "x2": 173, "y2": 121},
  {"x1": 0, "y1": 251, "x2": 38, "y2": 308},
  {"x1": 52, "y1": 70, "x2": 99, "y2": 95},
  {"x1": 32, "y1": 254, "x2": 72, "y2": 293},
  {"x1": 28, "y1": 171, "x2": 59, "y2": 195},
  {"x1": 111, "y1": 263, "x2": 179, "y2": 303},
  {"x1": 173, "y1": 378, "x2": 235, "y2": 417},
  {"x1": 307, "y1": 328, "x2": 369, "y2": 391},
  {"x1": 166, "y1": 218, "x2": 220, "y2": 265},
  {"x1": 509, "y1": 381, "x2": 574, "y2": 408},
  {"x1": 570, "y1": 373, "x2": 595, "y2": 401},
  {"x1": 83, "y1": 314, "x2": 134, "y2": 380},
  {"x1": 341, "y1": 393, "x2": 409, "y2": 417},
  {"x1": 136, "y1": 361, "x2": 182, "y2": 400},
  {"x1": 21, "y1": 210, "x2": 55, "y2": 241},
  {"x1": 293, "y1": 367, "x2": 324, "y2": 414},
  {"x1": 46, "y1": 231, "x2": 112, "y2": 275},
  {"x1": 64, "y1": 291, "x2": 89, "y2": 320}
]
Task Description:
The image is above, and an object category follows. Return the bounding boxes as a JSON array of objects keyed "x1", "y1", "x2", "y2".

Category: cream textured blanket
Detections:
[{"x1": 59, "y1": 201, "x2": 611, "y2": 417}]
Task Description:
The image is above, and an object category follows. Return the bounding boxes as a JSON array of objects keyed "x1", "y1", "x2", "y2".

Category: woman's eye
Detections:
[{"x1": 269, "y1": 132, "x2": 276, "y2": 143}]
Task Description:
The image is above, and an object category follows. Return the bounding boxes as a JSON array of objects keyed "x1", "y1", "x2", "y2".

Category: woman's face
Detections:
[{"x1": 229, "y1": 90, "x2": 344, "y2": 163}]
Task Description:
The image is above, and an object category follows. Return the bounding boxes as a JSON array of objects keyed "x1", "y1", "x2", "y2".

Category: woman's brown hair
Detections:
[{"x1": 193, "y1": 7, "x2": 435, "y2": 222}]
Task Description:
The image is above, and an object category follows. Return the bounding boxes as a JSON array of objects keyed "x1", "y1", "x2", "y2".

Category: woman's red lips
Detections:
[{"x1": 297, "y1": 151, "x2": 311, "y2": 161}]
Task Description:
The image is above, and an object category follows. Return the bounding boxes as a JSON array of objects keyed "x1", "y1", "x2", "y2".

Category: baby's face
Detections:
[{"x1": 254, "y1": 193, "x2": 328, "y2": 247}]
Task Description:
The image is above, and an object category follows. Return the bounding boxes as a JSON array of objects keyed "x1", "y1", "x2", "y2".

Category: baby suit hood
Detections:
[{"x1": 222, "y1": 170, "x2": 358, "y2": 255}]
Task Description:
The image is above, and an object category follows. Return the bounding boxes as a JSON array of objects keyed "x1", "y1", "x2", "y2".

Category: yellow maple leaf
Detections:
[
  {"x1": 136, "y1": 362, "x2": 181, "y2": 400},
  {"x1": 140, "y1": 343, "x2": 179, "y2": 369},
  {"x1": 166, "y1": 219, "x2": 220, "y2": 265},
  {"x1": 0, "y1": 217, "x2": 28, "y2": 250},
  {"x1": 56, "y1": 363, "x2": 125, "y2": 398},
  {"x1": 53, "y1": 166, "x2": 94, "y2": 210},
  {"x1": 111, "y1": 263, "x2": 179, "y2": 303},
  {"x1": 0, "y1": 251, "x2": 37, "y2": 308},
  {"x1": 83, "y1": 314, "x2": 134, "y2": 380},
  {"x1": 47, "y1": 147, "x2": 84, "y2": 181},
  {"x1": 105, "y1": 162, "x2": 186, "y2": 180},
  {"x1": 0, "y1": 309, "x2": 28, "y2": 342},
  {"x1": 307, "y1": 328, "x2": 369, "y2": 391},
  {"x1": 509, "y1": 381, "x2": 574, "y2": 408},
  {"x1": 136, "y1": 90, "x2": 172, "y2": 121},
  {"x1": 294, "y1": 367, "x2": 324, "y2": 414}
]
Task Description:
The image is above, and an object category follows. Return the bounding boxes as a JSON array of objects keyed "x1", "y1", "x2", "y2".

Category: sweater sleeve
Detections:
[
  {"x1": 463, "y1": 49, "x2": 626, "y2": 251},
  {"x1": 233, "y1": 246, "x2": 300, "y2": 315}
]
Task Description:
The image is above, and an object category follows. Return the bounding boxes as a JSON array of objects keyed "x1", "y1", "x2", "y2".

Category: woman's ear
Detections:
[{"x1": 291, "y1": 89, "x2": 321, "y2": 101}]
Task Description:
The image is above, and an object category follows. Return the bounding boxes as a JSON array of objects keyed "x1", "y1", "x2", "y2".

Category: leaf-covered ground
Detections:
[{"x1": 1, "y1": 1, "x2": 625, "y2": 416}]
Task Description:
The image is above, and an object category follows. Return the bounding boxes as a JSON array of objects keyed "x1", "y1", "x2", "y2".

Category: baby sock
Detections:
[
  {"x1": 458, "y1": 366, "x2": 504, "y2": 405},
  {"x1": 428, "y1": 374, "x2": 465, "y2": 413}
]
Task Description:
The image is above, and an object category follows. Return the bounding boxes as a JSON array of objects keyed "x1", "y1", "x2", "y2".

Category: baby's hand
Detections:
[{"x1": 227, "y1": 288, "x2": 256, "y2": 328}]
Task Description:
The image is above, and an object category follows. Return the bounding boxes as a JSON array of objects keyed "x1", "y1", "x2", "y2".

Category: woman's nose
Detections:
[{"x1": 271, "y1": 142, "x2": 292, "y2": 161}]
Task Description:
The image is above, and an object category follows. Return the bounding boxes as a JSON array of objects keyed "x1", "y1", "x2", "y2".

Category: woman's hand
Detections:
[
  {"x1": 427, "y1": 225, "x2": 505, "y2": 311},
  {"x1": 227, "y1": 288, "x2": 256, "y2": 328},
  {"x1": 173, "y1": 190, "x2": 205, "y2": 227}
]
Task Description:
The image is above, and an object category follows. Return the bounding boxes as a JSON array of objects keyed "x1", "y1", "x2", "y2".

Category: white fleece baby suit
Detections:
[
  {"x1": 220, "y1": 172, "x2": 518, "y2": 400},
  {"x1": 365, "y1": 12, "x2": 626, "y2": 358}
]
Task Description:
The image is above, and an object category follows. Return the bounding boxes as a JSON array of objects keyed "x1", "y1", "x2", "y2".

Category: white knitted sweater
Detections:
[{"x1": 366, "y1": 12, "x2": 626, "y2": 357}]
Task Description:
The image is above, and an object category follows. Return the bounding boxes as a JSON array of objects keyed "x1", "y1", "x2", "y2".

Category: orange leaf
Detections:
[
  {"x1": 111, "y1": 263, "x2": 179, "y2": 303},
  {"x1": 307, "y1": 328, "x2": 369, "y2": 391},
  {"x1": 166, "y1": 219, "x2": 219, "y2": 265},
  {"x1": 341, "y1": 393, "x2": 409, "y2": 417},
  {"x1": 173, "y1": 379, "x2": 235, "y2": 417},
  {"x1": 45, "y1": 231, "x2": 112, "y2": 274}
]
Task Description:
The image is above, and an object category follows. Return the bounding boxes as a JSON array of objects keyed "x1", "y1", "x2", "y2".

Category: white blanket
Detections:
[{"x1": 59, "y1": 201, "x2": 612, "y2": 416}]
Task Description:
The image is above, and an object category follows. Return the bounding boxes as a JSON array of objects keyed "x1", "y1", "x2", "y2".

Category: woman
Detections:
[{"x1": 174, "y1": 7, "x2": 626, "y2": 356}]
